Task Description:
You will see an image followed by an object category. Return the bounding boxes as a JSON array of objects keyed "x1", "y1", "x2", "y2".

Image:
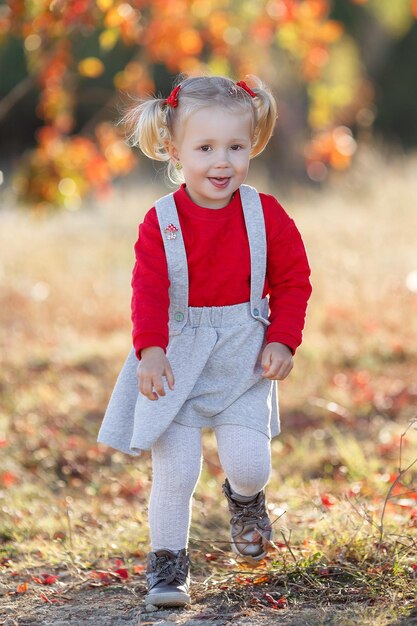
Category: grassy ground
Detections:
[{"x1": 0, "y1": 147, "x2": 416, "y2": 625}]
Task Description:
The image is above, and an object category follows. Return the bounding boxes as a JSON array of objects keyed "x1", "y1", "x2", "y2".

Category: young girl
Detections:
[{"x1": 97, "y1": 75, "x2": 312, "y2": 608}]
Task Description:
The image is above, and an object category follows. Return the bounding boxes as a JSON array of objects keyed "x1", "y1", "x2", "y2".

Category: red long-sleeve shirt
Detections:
[{"x1": 131, "y1": 184, "x2": 312, "y2": 358}]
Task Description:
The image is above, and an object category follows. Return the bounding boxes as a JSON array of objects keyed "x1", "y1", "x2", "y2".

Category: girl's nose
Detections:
[{"x1": 215, "y1": 150, "x2": 230, "y2": 167}]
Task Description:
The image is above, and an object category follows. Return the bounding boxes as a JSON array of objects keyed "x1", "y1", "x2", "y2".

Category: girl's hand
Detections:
[
  {"x1": 261, "y1": 342, "x2": 293, "y2": 381},
  {"x1": 136, "y1": 347, "x2": 175, "y2": 401}
]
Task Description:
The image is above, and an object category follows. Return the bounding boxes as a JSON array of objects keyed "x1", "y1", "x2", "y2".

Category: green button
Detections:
[
  {"x1": 174, "y1": 311, "x2": 184, "y2": 322},
  {"x1": 253, "y1": 308, "x2": 259, "y2": 316}
]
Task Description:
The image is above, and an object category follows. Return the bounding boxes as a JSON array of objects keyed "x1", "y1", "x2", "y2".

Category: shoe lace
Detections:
[
  {"x1": 230, "y1": 497, "x2": 269, "y2": 526},
  {"x1": 152, "y1": 552, "x2": 189, "y2": 585},
  {"x1": 223, "y1": 484, "x2": 269, "y2": 526}
]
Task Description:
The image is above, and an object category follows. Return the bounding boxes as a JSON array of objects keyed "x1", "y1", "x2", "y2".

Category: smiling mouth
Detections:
[{"x1": 208, "y1": 176, "x2": 231, "y2": 188}]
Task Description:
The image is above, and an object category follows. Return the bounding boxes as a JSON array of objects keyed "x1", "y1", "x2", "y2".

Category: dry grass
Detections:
[{"x1": 0, "y1": 147, "x2": 417, "y2": 624}]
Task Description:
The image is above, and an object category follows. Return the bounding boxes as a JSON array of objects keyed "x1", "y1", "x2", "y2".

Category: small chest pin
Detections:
[{"x1": 165, "y1": 223, "x2": 179, "y2": 240}]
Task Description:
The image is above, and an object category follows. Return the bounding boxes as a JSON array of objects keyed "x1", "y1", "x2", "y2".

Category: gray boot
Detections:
[
  {"x1": 222, "y1": 478, "x2": 273, "y2": 560},
  {"x1": 145, "y1": 548, "x2": 191, "y2": 607}
]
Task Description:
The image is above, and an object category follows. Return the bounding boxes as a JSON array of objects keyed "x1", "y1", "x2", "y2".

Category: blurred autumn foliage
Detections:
[{"x1": 0, "y1": 0, "x2": 416, "y2": 209}]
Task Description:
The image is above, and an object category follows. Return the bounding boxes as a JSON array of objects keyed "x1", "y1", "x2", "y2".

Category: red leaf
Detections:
[
  {"x1": 388, "y1": 473, "x2": 400, "y2": 483},
  {"x1": 40, "y1": 592, "x2": 52, "y2": 603},
  {"x1": 88, "y1": 570, "x2": 112, "y2": 585},
  {"x1": 262, "y1": 592, "x2": 275, "y2": 604},
  {"x1": 39, "y1": 592, "x2": 64, "y2": 604},
  {"x1": 1, "y1": 471, "x2": 19, "y2": 487},
  {"x1": 114, "y1": 568, "x2": 128, "y2": 579},
  {"x1": 321, "y1": 493, "x2": 336, "y2": 508},
  {"x1": 33, "y1": 573, "x2": 58, "y2": 585},
  {"x1": 261, "y1": 592, "x2": 288, "y2": 609},
  {"x1": 235, "y1": 575, "x2": 252, "y2": 585}
]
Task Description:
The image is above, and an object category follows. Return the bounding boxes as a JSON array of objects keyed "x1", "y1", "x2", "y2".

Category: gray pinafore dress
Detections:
[{"x1": 97, "y1": 184, "x2": 280, "y2": 456}]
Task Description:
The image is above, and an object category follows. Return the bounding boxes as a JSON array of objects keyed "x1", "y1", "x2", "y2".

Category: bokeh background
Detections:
[
  {"x1": 1, "y1": 0, "x2": 417, "y2": 207},
  {"x1": 1, "y1": 2, "x2": 417, "y2": 624}
]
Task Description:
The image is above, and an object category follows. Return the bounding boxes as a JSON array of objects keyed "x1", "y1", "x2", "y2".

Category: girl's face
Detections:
[{"x1": 170, "y1": 106, "x2": 253, "y2": 209}]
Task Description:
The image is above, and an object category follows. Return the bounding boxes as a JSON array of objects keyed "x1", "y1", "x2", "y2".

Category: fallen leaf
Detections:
[
  {"x1": 262, "y1": 592, "x2": 287, "y2": 609},
  {"x1": 321, "y1": 493, "x2": 337, "y2": 507},
  {"x1": 88, "y1": 570, "x2": 112, "y2": 585},
  {"x1": 235, "y1": 575, "x2": 252, "y2": 585},
  {"x1": 39, "y1": 592, "x2": 66, "y2": 604},
  {"x1": 32, "y1": 573, "x2": 58, "y2": 585},
  {"x1": 1, "y1": 471, "x2": 18, "y2": 487},
  {"x1": 253, "y1": 574, "x2": 270, "y2": 584}
]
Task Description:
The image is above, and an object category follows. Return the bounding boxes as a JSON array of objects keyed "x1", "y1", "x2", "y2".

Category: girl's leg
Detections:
[
  {"x1": 215, "y1": 424, "x2": 272, "y2": 559},
  {"x1": 214, "y1": 424, "x2": 271, "y2": 497},
  {"x1": 149, "y1": 421, "x2": 203, "y2": 551}
]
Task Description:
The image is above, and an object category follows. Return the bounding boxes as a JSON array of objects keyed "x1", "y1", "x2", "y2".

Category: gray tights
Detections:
[{"x1": 149, "y1": 421, "x2": 271, "y2": 551}]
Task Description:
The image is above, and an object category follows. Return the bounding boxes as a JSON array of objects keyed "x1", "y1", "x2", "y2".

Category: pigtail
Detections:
[
  {"x1": 119, "y1": 96, "x2": 171, "y2": 162},
  {"x1": 246, "y1": 76, "x2": 278, "y2": 158}
]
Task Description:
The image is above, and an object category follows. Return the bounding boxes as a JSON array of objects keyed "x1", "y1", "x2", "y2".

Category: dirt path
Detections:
[
  {"x1": 0, "y1": 586, "x2": 381, "y2": 626},
  {"x1": 2, "y1": 579, "x2": 414, "y2": 626}
]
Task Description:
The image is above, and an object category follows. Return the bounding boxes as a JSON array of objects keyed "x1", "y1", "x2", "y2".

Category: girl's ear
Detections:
[{"x1": 165, "y1": 139, "x2": 179, "y2": 161}]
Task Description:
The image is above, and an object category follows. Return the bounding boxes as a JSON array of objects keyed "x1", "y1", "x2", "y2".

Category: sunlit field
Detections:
[{"x1": 1, "y1": 148, "x2": 416, "y2": 625}]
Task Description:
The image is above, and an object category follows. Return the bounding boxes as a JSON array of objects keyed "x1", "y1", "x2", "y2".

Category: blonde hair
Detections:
[{"x1": 120, "y1": 75, "x2": 277, "y2": 184}]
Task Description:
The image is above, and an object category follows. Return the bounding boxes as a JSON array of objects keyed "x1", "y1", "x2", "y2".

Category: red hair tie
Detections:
[
  {"x1": 165, "y1": 85, "x2": 181, "y2": 108},
  {"x1": 236, "y1": 81, "x2": 256, "y2": 98}
]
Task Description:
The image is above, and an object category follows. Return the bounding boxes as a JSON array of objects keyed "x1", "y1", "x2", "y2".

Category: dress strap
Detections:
[
  {"x1": 239, "y1": 184, "x2": 270, "y2": 326},
  {"x1": 155, "y1": 193, "x2": 189, "y2": 335}
]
